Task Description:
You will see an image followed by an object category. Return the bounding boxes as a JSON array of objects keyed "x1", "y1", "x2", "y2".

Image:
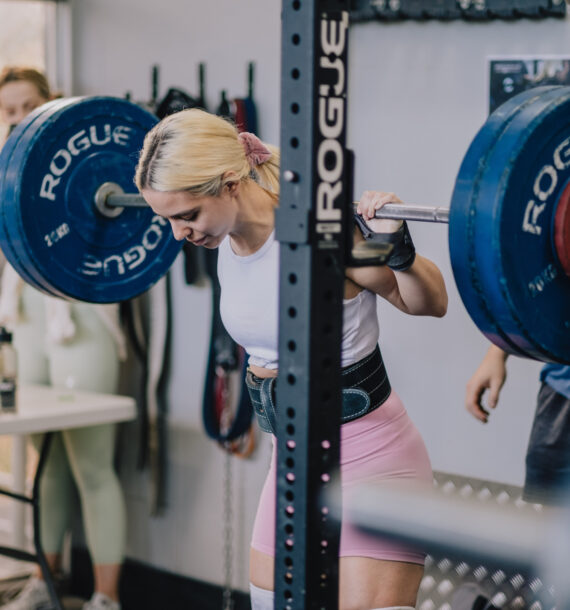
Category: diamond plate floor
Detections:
[{"x1": 417, "y1": 471, "x2": 557, "y2": 610}]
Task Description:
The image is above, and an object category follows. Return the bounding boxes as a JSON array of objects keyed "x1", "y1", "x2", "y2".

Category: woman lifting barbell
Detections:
[{"x1": 135, "y1": 108, "x2": 448, "y2": 610}]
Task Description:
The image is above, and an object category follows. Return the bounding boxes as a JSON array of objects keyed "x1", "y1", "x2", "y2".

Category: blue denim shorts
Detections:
[{"x1": 524, "y1": 382, "x2": 570, "y2": 505}]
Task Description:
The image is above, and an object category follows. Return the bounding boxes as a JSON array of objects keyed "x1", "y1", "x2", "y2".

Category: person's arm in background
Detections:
[{"x1": 465, "y1": 344, "x2": 509, "y2": 423}]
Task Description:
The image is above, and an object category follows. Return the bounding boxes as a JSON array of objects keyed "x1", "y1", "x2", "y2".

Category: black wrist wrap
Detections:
[
  {"x1": 385, "y1": 220, "x2": 416, "y2": 271},
  {"x1": 353, "y1": 214, "x2": 416, "y2": 271}
]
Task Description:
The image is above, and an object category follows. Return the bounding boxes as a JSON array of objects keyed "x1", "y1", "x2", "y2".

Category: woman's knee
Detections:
[
  {"x1": 64, "y1": 427, "x2": 119, "y2": 492},
  {"x1": 69, "y1": 454, "x2": 118, "y2": 492},
  {"x1": 36, "y1": 433, "x2": 70, "y2": 481}
]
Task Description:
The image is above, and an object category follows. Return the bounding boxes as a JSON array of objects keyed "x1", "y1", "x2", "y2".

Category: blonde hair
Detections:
[
  {"x1": 135, "y1": 108, "x2": 280, "y2": 198},
  {"x1": 0, "y1": 66, "x2": 51, "y2": 100}
]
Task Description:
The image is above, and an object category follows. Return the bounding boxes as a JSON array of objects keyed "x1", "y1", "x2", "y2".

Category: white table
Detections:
[
  {"x1": 0, "y1": 385, "x2": 136, "y2": 610},
  {"x1": 0, "y1": 385, "x2": 136, "y2": 434}
]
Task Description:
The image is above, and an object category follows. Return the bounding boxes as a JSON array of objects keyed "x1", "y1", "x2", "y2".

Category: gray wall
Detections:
[{"x1": 69, "y1": 0, "x2": 567, "y2": 591}]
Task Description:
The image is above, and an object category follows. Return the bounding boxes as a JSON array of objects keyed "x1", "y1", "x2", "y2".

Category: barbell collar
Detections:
[{"x1": 94, "y1": 182, "x2": 147, "y2": 219}]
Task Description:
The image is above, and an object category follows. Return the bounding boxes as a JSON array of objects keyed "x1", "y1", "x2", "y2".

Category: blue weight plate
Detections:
[
  {"x1": 470, "y1": 86, "x2": 570, "y2": 363},
  {"x1": 0, "y1": 98, "x2": 114, "y2": 299},
  {"x1": 449, "y1": 86, "x2": 560, "y2": 358},
  {"x1": 0, "y1": 108, "x2": 46, "y2": 291},
  {"x1": 0, "y1": 98, "x2": 78, "y2": 296},
  {"x1": 2, "y1": 98, "x2": 85, "y2": 298},
  {"x1": 3, "y1": 96, "x2": 182, "y2": 303},
  {"x1": 2, "y1": 97, "x2": 131, "y2": 299}
]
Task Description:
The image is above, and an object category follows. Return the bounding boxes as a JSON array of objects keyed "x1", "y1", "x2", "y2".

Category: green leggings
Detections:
[{"x1": 17, "y1": 286, "x2": 126, "y2": 565}]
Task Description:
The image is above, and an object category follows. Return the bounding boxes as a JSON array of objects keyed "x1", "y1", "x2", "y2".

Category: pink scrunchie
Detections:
[{"x1": 238, "y1": 131, "x2": 272, "y2": 167}]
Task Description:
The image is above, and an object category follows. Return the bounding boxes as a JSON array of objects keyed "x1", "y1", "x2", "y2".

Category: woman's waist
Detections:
[
  {"x1": 247, "y1": 343, "x2": 380, "y2": 376},
  {"x1": 246, "y1": 346, "x2": 392, "y2": 434},
  {"x1": 247, "y1": 347, "x2": 389, "y2": 399},
  {"x1": 249, "y1": 364, "x2": 278, "y2": 379},
  {"x1": 248, "y1": 346, "x2": 384, "y2": 384}
]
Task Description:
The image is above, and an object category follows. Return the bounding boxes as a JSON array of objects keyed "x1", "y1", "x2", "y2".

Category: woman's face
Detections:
[
  {"x1": 142, "y1": 186, "x2": 238, "y2": 249},
  {"x1": 0, "y1": 80, "x2": 48, "y2": 128}
]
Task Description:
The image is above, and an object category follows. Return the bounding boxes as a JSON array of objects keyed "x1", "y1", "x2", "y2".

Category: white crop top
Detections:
[{"x1": 218, "y1": 231, "x2": 380, "y2": 370}]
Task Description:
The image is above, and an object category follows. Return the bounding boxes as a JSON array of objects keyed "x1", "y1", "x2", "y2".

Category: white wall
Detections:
[{"x1": 69, "y1": 0, "x2": 569, "y2": 592}]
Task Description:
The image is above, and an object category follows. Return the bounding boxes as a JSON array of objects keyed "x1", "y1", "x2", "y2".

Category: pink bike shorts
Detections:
[{"x1": 250, "y1": 389, "x2": 433, "y2": 564}]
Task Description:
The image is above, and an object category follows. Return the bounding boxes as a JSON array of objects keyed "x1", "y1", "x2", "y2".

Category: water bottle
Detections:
[{"x1": 0, "y1": 326, "x2": 17, "y2": 413}]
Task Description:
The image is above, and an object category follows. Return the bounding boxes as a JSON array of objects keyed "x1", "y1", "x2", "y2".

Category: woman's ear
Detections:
[
  {"x1": 223, "y1": 171, "x2": 241, "y2": 196},
  {"x1": 225, "y1": 180, "x2": 240, "y2": 198}
]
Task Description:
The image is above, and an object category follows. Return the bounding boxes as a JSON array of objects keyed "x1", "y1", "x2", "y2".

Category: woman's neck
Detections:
[{"x1": 230, "y1": 181, "x2": 277, "y2": 256}]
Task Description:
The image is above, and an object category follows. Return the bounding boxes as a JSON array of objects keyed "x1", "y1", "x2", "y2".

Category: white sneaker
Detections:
[
  {"x1": 1, "y1": 577, "x2": 51, "y2": 609},
  {"x1": 82, "y1": 593, "x2": 121, "y2": 610}
]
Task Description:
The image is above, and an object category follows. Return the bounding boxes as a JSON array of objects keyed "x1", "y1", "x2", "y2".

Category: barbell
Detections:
[{"x1": 0, "y1": 89, "x2": 568, "y2": 364}]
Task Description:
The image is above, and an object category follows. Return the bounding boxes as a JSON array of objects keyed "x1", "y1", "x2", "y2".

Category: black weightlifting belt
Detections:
[{"x1": 245, "y1": 345, "x2": 391, "y2": 435}]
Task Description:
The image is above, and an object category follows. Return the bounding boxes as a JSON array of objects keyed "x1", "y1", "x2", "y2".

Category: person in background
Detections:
[
  {"x1": 466, "y1": 344, "x2": 570, "y2": 506},
  {"x1": 0, "y1": 66, "x2": 127, "y2": 610},
  {"x1": 135, "y1": 108, "x2": 448, "y2": 610},
  {"x1": 0, "y1": 67, "x2": 50, "y2": 134}
]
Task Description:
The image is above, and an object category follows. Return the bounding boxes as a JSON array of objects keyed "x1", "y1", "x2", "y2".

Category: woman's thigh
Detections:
[
  {"x1": 250, "y1": 550, "x2": 423, "y2": 610},
  {"x1": 250, "y1": 548, "x2": 274, "y2": 590},
  {"x1": 250, "y1": 394, "x2": 432, "y2": 558},
  {"x1": 63, "y1": 423, "x2": 117, "y2": 479},
  {"x1": 250, "y1": 392, "x2": 431, "y2": 604},
  {"x1": 339, "y1": 556, "x2": 423, "y2": 610}
]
